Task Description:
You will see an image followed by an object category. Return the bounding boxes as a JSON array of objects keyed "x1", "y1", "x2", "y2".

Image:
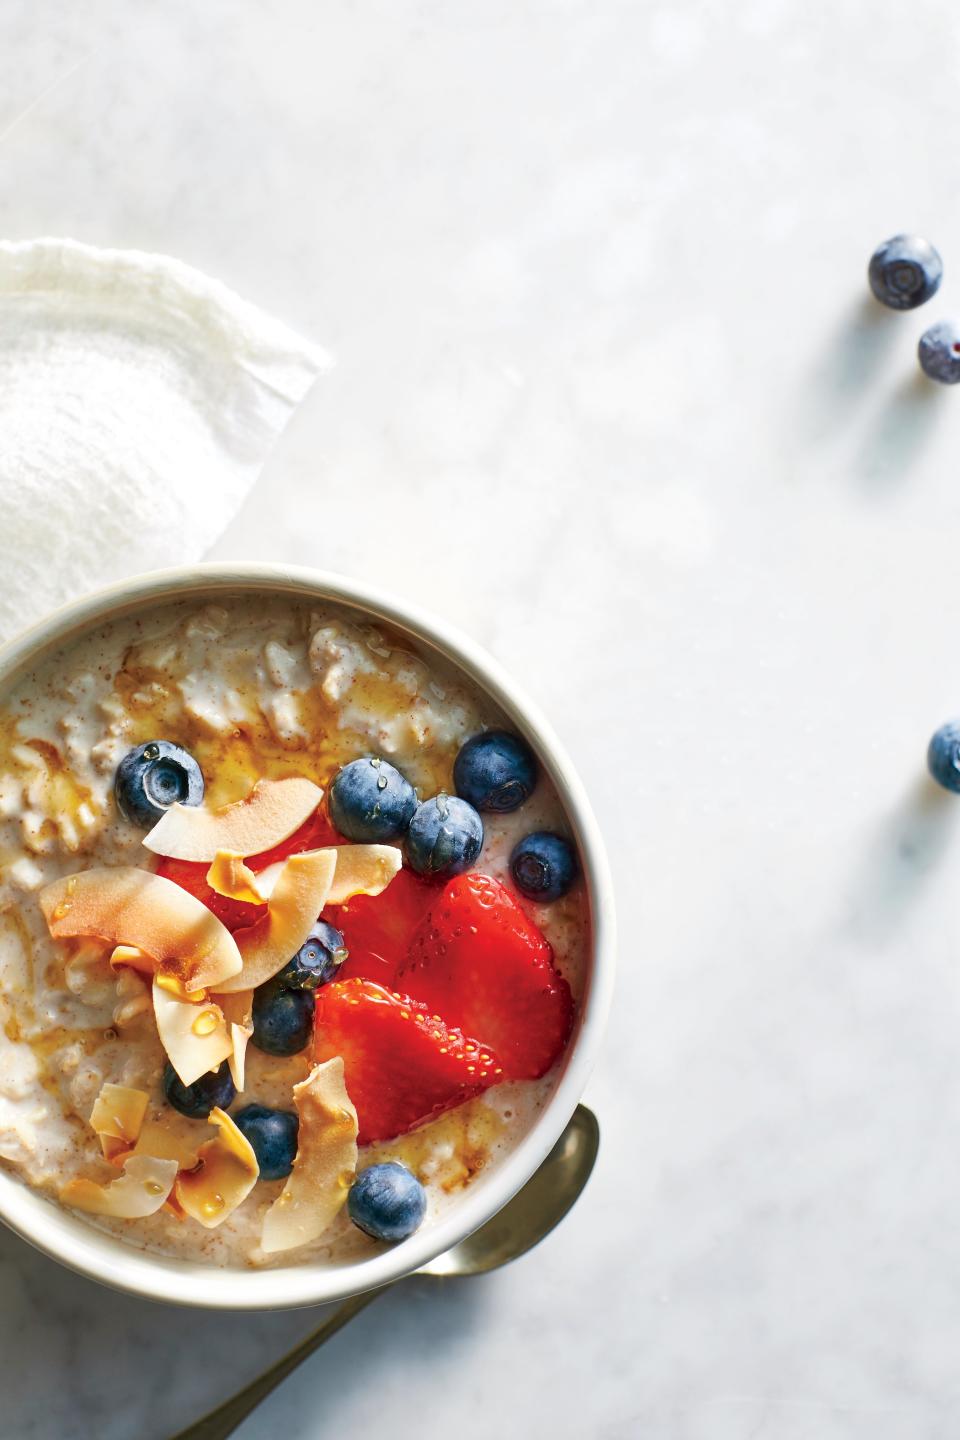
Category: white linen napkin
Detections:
[{"x1": 0, "y1": 238, "x2": 330, "y2": 642}]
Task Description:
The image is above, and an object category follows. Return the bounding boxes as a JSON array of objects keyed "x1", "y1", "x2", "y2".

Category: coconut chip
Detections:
[
  {"x1": 216, "y1": 849, "x2": 337, "y2": 994},
  {"x1": 39, "y1": 867, "x2": 242, "y2": 990},
  {"x1": 60, "y1": 1154, "x2": 178, "y2": 1219},
  {"x1": 218, "y1": 989, "x2": 254, "y2": 1092},
  {"x1": 89, "y1": 1081, "x2": 148, "y2": 1163},
  {"x1": 323, "y1": 844, "x2": 402, "y2": 904},
  {"x1": 205, "y1": 851, "x2": 264, "y2": 906},
  {"x1": 260, "y1": 1057, "x2": 359, "y2": 1254},
  {"x1": 133, "y1": 1112, "x2": 211, "y2": 1169},
  {"x1": 142, "y1": 777, "x2": 323, "y2": 862},
  {"x1": 109, "y1": 943, "x2": 155, "y2": 977},
  {"x1": 231, "y1": 844, "x2": 402, "y2": 907},
  {"x1": 174, "y1": 1106, "x2": 259, "y2": 1228},
  {"x1": 153, "y1": 977, "x2": 232, "y2": 1087}
]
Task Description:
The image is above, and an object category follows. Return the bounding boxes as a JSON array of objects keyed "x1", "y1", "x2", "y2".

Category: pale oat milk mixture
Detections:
[{"x1": 0, "y1": 595, "x2": 588, "y2": 1267}]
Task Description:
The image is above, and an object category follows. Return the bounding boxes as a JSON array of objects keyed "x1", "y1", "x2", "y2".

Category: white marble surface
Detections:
[{"x1": 5, "y1": 2, "x2": 960, "y2": 1436}]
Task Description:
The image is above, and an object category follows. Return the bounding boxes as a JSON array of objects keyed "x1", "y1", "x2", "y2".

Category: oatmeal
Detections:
[{"x1": 0, "y1": 595, "x2": 589, "y2": 1267}]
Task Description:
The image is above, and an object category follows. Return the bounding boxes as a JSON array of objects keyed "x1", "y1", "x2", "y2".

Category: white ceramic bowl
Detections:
[{"x1": 0, "y1": 563, "x2": 615, "y2": 1309}]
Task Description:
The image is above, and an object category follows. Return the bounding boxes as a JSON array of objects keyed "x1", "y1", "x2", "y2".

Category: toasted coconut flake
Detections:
[
  {"x1": 90, "y1": 1083, "x2": 149, "y2": 1161},
  {"x1": 174, "y1": 1107, "x2": 259, "y2": 1228},
  {"x1": 206, "y1": 851, "x2": 265, "y2": 906},
  {"x1": 153, "y1": 979, "x2": 232, "y2": 1087},
  {"x1": 143, "y1": 777, "x2": 323, "y2": 862},
  {"x1": 60, "y1": 1154, "x2": 178, "y2": 1218},
  {"x1": 227, "y1": 1022, "x2": 253, "y2": 1091},
  {"x1": 154, "y1": 972, "x2": 207, "y2": 1003},
  {"x1": 218, "y1": 990, "x2": 254, "y2": 1091},
  {"x1": 324, "y1": 845, "x2": 402, "y2": 904},
  {"x1": 261, "y1": 1058, "x2": 359, "y2": 1254},
  {"x1": 251, "y1": 845, "x2": 402, "y2": 906},
  {"x1": 134, "y1": 1113, "x2": 211, "y2": 1170},
  {"x1": 109, "y1": 943, "x2": 154, "y2": 976},
  {"x1": 39, "y1": 868, "x2": 242, "y2": 990},
  {"x1": 101, "y1": 1137, "x2": 134, "y2": 1165},
  {"x1": 216, "y1": 850, "x2": 337, "y2": 993},
  {"x1": 246, "y1": 860, "x2": 283, "y2": 900}
]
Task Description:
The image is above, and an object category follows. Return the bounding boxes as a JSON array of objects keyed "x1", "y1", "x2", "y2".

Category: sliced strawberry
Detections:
[
  {"x1": 155, "y1": 807, "x2": 343, "y2": 933},
  {"x1": 328, "y1": 867, "x2": 436, "y2": 989},
  {"x1": 313, "y1": 978, "x2": 502, "y2": 1144},
  {"x1": 397, "y1": 872, "x2": 573, "y2": 1080}
]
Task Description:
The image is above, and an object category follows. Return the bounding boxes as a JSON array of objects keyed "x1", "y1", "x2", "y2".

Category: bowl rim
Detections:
[{"x1": 0, "y1": 562, "x2": 615, "y2": 1310}]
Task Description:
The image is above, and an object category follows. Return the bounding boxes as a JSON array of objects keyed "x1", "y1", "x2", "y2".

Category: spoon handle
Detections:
[{"x1": 169, "y1": 1287, "x2": 385, "y2": 1440}]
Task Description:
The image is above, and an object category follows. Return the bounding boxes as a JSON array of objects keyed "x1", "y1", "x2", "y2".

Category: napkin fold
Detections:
[{"x1": 0, "y1": 238, "x2": 330, "y2": 642}]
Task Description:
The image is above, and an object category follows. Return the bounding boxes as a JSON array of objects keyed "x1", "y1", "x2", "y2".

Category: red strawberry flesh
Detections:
[
  {"x1": 397, "y1": 872, "x2": 573, "y2": 1080},
  {"x1": 313, "y1": 978, "x2": 502, "y2": 1143},
  {"x1": 328, "y1": 867, "x2": 436, "y2": 989}
]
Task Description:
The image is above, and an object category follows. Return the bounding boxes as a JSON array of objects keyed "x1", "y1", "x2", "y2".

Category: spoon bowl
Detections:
[
  {"x1": 423, "y1": 1104, "x2": 600, "y2": 1277},
  {"x1": 173, "y1": 1104, "x2": 600, "y2": 1440}
]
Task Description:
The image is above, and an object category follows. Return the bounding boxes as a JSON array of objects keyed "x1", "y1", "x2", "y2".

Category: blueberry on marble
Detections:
[
  {"x1": 918, "y1": 319, "x2": 960, "y2": 384},
  {"x1": 347, "y1": 1162, "x2": 427, "y2": 1242},
  {"x1": 406, "y1": 794, "x2": 483, "y2": 879},
  {"x1": 233, "y1": 1104, "x2": 299, "y2": 1181},
  {"x1": 163, "y1": 1060, "x2": 236, "y2": 1120},
  {"x1": 115, "y1": 740, "x2": 204, "y2": 827},
  {"x1": 453, "y1": 730, "x2": 538, "y2": 814},
  {"x1": 868, "y1": 235, "x2": 943, "y2": 311},
  {"x1": 276, "y1": 919, "x2": 348, "y2": 991},
  {"x1": 329, "y1": 757, "x2": 418, "y2": 842},
  {"x1": 509, "y1": 831, "x2": 578, "y2": 902},
  {"x1": 928, "y1": 721, "x2": 960, "y2": 792},
  {"x1": 251, "y1": 978, "x2": 314, "y2": 1056}
]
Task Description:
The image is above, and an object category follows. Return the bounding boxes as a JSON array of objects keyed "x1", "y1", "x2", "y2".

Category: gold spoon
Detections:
[{"x1": 173, "y1": 1105, "x2": 600, "y2": 1440}]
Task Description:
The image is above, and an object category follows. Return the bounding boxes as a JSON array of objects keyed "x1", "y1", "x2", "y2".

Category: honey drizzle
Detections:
[{"x1": 366, "y1": 1098, "x2": 505, "y2": 1194}]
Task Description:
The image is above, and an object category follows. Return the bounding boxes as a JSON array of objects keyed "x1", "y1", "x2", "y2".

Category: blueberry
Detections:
[
  {"x1": 510, "y1": 831, "x2": 578, "y2": 902},
  {"x1": 868, "y1": 235, "x2": 943, "y2": 311},
  {"x1": 329, "y1": 757, "x2": 418, "y2": 842},
  {"x1": 918, "y1": 319, "x2": 960, "y2": 384},
  {"x1": 406, "y1": 794, "x2": 483, "y2": 879},
  {"x1": 276, "y1": 920, "x2": 348, "y2": 991},
  {"x1": 928, "y1": 721, "x2": 960, "y2": 792},
  {"x1": 233, "y1": 1104, "x2": 299, "y2": 1181},
  {"x1": 347, "y1": 1162, "x2": 427, "y2": 1242},
  {"x1": 115, "y1": 740, "x2": 204, "y2": 827},
  {"x1": 251, "y1": 978, "x2": 314, "y2": 1056},
  {"x1": 453, "y1": 731, "x2": 538, "y2": 814},
  {"x1": 163, "y1": 1060, "x2": 236, "y2": 1120}
]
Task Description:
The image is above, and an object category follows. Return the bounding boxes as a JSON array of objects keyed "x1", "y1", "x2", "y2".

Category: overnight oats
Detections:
[{"x1": 0, "y1": 596, "x2": 588, "y2": 1267}]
